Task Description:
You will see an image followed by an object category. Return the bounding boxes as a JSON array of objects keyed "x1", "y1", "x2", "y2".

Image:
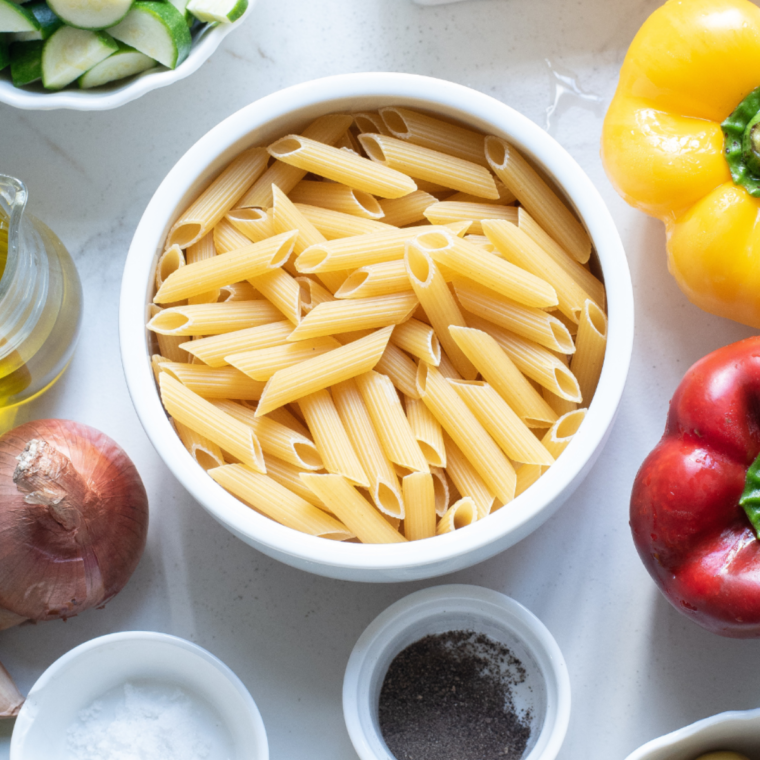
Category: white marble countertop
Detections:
[{"x1": 3, "y1": 0, "x2": 760, "y2": 758}]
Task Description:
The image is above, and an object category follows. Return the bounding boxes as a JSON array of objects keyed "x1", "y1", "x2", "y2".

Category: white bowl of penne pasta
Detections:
[{"x1": 120, "y1": 72, "x2": 633, "y2": 581}]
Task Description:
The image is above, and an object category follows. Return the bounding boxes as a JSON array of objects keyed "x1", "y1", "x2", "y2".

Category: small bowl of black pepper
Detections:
[{"x1": 343, "y1": 585, "x2": 571, "y2": 760}]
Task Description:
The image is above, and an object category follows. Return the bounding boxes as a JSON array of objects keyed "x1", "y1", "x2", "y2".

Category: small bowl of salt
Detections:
[
  {"x1": 10, "y1": 631, "x2": 268, "y2": 760},
  {"x1": 343, "y1": 585, "x2": 570, "y2": 760}
]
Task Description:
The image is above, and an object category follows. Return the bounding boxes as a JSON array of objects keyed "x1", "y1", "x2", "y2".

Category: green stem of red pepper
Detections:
[
  {"x1": 739, "y1": 450, "x2": 760, "y2": 538},
  {"x1": 722, "y1": 86, "x2": 760, "y2": 197}
]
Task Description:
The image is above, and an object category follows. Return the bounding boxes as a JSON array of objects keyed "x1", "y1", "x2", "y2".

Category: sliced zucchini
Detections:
[
  {"x1": 165, "y1": 0, "x2": 192, "y2": 25},
  {"x1": 41, "y1": 26, "x2": 116, "y2": 89},
  {"x1": 10, "y1": 38, "x2": 42, "y2": 84},
  {"x1": 187, "y1": 0, "x2": 245, "y2": 24},
  {"x1": 11, "y1": 3, "x2": 62, "y2": 41},
  {"x1": 78, "y1": 40, "x2": 154, "y2": 87},
  {"x1": 48, "y1": 0, "x2": 132, "y2": 30},
  {"x1": 0, "y1": 35, "x2": 9, "y2": 69},
  {"x1": 107, "y1": 1, "x2": 189, "y2": 69},
  {"x1": 0, "y1": 0, "x2": 39, "y2": 33}
]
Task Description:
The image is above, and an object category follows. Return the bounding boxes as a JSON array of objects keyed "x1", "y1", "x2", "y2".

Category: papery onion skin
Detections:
[{"x1": 0, "y1": 419, "x2": 149, "y2": 622}]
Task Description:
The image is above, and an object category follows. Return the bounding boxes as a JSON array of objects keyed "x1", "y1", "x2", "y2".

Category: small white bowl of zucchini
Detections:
[{"x1": 0, "y1": 0, "x2": 251, "y2": 109}]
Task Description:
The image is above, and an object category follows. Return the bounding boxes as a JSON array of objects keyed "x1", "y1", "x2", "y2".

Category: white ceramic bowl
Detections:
[
  {"x1": 119, "y1": 72, "x2": 634, "y2": 582},
  {"x1": 0, "y1": 5, "x2": 253, "y2": 112},
  {"x1": 10, "y1": 631, "x2": 268, "y2": 760},
  {"x1": 624, "y1": 708, "x2": 760, "y2": 760},
  {"x1": 343, "y1": 585, "x2": 571, "y2": 760}
]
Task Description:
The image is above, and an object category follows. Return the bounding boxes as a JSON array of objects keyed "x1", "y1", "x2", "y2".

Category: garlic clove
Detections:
[{"x1": 0, "y1": 660, "x2": 23, "y2": 719}]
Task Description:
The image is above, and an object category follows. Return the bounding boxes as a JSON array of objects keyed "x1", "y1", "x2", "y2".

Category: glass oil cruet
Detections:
[{"x1": 0, "y1": 174, "x2": 82, "y2": 420}]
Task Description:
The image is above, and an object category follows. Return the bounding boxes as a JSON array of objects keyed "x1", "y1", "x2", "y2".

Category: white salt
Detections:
[{"x1": 66, "y1": 681, "x2": 233, "y2": 760}]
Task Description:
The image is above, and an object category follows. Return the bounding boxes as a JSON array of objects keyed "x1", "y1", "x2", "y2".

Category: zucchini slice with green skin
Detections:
[
  {"x1": 78, "y1": 40, "x2": 154, "y2": 87},
  {"x1": 107, "y1": 1, "x2": 189, "y2": 69},
  {"x1": 0, "y1": 0, "x2": 39, "y2": 33},
  {"x1": 11, "y1": 3, "x2": 62, "y2": 41},
  {"x1": 47, "y1": 0, "x2": 132, "y2": 30},
  {"x1": 164, "y1": 0, "x2": 192, "y2": 25},
  {"x1": 187, "y1": 0, "x2": 245, "y2": 24},
  {"x1": 10, "y1": 38, "x2": 42, "y2": 84},
  {"x1": 41, "y1": 26, "x2": 116, "y2": 89}
]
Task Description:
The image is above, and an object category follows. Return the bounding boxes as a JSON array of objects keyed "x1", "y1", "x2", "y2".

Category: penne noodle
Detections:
[
  {"x1": 294, "y1": 203, "x2": 393, "y2": 239},
  {"x1": 213, "y1": 217, "x2": 252, "y2": 254},
  {"x1": 155, "y1": 244, "x2": 185, "y2": 290},
  {"x1": 219, "y1": 282, "x2": 257, "y2": 302},
  {"x1": 271, "y1": 184, "x2": 327, "y2": 256},
  {"x1": 288, "y1": 292, "x2": 418, "y2": 341},
  {"x1": 251, "y1": 267, "x2": 302, "y2": 325},
  {"x1": 430, "y1": 466, "x2": 452, "y2": 517},
  {"x1": 405, "y1": 395, "x2": 445, "y2": 468},
  {"x1": 379, "y1": 190, "x2": 438, "y2": 227},
  {"x1": 267, "y1": 405, "x2": 312, "y2": 440},
  {"x1": 226, "y1": 207, "x2": 276, "y2": 244},
  {"x1": 449, "y1": 380, "x2": 554, "y2": 466},
  {"x1": 402, "y1": 472, "x2": 436, "y2": 541},
  {"x1": 159, "y1": 373, "x2": 265, "y2": 472},
  {"x1": 213, "y1": 399, "x2": 323, "y2": 471},
  {"x1": 353, "y1": 111, "x2": 392, "y2": 136},
  {"x1": 424, "y1": 202, "x2": 518, "y2": 235},
  {"x1": 239, "y1": 113, "x2": 354, "y2": 208},
  {"x1": 441, "y1": 431, "x2": 497, "y2": 518},
  {"x1": 180, "y1": 321, "x2": 292, "y2": 368},
  {"x1": 570, "y1": 299, "x2": 608, "y2": 405},
  {"x1": 301, "y1": 474, "x2": 407, "y2": 544},
  {"x1": 355, "y1": 370, "x2": 429, "y2": 473},
  {"x1": 391, "y1": 318, "x2": 440, "y2": 365},
  {"x1": 299, "y1": 389, "x2": 369, "y2": 487},
  {"x1": 416, "y1": 363, "x2": 516, "y2": 504},
  {"x1": 150, "y1": 305, "x2": 189, "y2": 364},
  {"x1": 380, "y1": 106, "x2": 488, "y2": 167},
  {"x1": 334, "y1": 260, "x2": 410, "y2": 299},
  {"x1": 289, "y1": 180, "x2": 385, "y2": 219},
  {"x1": 296, "y1": 276, "x2": 337, "y2": 314},
  {"x1": 454, "y1": 279, "x2": 575, "y2": 354},
  {"x1": 448, "y1": 326, "x2": 558, "y2": 428},
  {"x1": 359, "y1": 133, "x2": 498, "y2": 199},
  {"x1": 484, "y1": 136, "x2": 591, "y2": 264},
  {"x1": 404, "y1": 240, "x2": 477, "y2": 380},
  {"x1": 226, "y1": 337, "x2": 342, "y2": 381},
  {"x1": 174, "y1": 419, "x2": 225, "y2": 471},
  {"x1": 264, "y1": 454, "x2": 329, "y2": 511},
  {"x1": 186, "y1": 233, "x2": 220, "y2": 305},
  {"x1": 167, "y1": 147, "x2": 269, "y2": 249},
  {"x1": 542, "y1": 386, "x2": 578, "y2": 418},
  {"x1": 268, "y1": 134, "x2": 417, "y2": 199},
  {"x1": 436, "y1": 497, "x2": 479, "y2": 535},
  {"x1": 446, "y1": 178, "x2": 516, "y2": 205},
  {"x1": 210, "y1": 464, "x2": 352, "y2": 540},
  {"x1": 256, "y1": 326, "x2": 393, "y2": 416},
  {"x1": 154, "y1": 231, "x2": 296, "y2": 304},
  {"x1": 375, "y1": 342, "x2": 421, "y2": 400},
  {"x1": 160, "y1": 362, "x2": 266, "y2": 401},
  {"x1": 148, "y1": 301, "x2": 282, "y2": 337},
  {"x1": 436, "y1": 350, "x2": 462, "y2": 380}
]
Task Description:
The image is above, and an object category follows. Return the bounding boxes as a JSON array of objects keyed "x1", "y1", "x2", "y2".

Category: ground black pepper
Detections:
[{"x1": 378, "y1": 630, "x2": 532, "y2": 760}]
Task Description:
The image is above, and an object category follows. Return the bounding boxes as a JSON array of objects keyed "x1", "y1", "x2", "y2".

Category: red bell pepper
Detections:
[{"x1": 631, "y1": 337, "x2": 760, "y2": 638}]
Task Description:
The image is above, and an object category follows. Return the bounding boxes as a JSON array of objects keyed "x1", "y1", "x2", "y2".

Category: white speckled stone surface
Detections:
[{"x1": 2, "y1": 1, "x2": 759, "y2": 758}]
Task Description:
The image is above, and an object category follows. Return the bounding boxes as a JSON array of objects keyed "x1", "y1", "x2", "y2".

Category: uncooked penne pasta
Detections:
[
  {"x1": 542, "y1": 387, "x2": 578, "y2": 418},
  {"x1": 174, "y1": 419, "x2": 224, "y2": 471},
  {"x1": 180, "y1": 321, "x2": 291, "y2": 368},
  {"x1": 160, "y1": 362, "x2": 266, "y2": 401},
  {"x1": 430, "y1": 466, "x2": 452, "y2": 517},
  {"x1": 154, "y1": 231, "x2": 296, "y2": 304},
  {"x1": 289, "y1": 180, "x2": 385, "y2": 219},
  {"x1": 405, "y1": 241, "x2": 477, "y2": 380},
  {"x1": 288, "y1": 292, "x2": 418, "y2": 341},
  {"x1": 256, "y1": 326, "x2": 393, "y2": 416},
  {"x1": 454, "y1": 279, "x2": 575, "y2": 354},
  {"x1": 446, "y1": 178, "x2": 516, "y2": 206},
  {"x1": 405, "y1": 395, "x2": 445, "y2": 468},
  {"x1": 380, "y1": 106, "x2": 488, "y2": 167},
  {"x1": 402, "y1": 472, "x2": 436, "y2": 541},
  {"x1": 294, "y1": 203, "x2": 393, "y2": 239},
  {"x1": 424, "y1": 202, "x2": 518, "y2": 235},
  {"x1": 213, "y1": 399, "x2": 322, "y2": 471},
  {"x1": 218, "y1": 282, "x2": 257, "y2": 302},
  {"x1": 484, "y1": 136, "x2": 591, "y2": 264},
  {"x1": 448, "y1": 326, "x2": 558, "y2": 428},
  {"x1": 300, "y1": 474, "x2": 407, "y2": 544},
  {"x1": 437, "y1": 350, "x2": 463, "y2": 381},
  {"x1": 252, "y1": 267, "x2": 302, "y2": 325},
  {"x1": 379, "y1": 191, "x2": 438, "y2": 227},
  {"x1": 271, "y1": 185, "x2": 328, "y2": 257},
  {"x1": 300, "y1": 389, "x2": 369, "y2": 487},
  {"x1": 226, "y1": 207, "x2": 276, "y2": 244},
  {"x1": 155, "y1": 244, "x2": 185, "y2": 290},
  {"x1": 148, "y1": 301, "x2": 282, "y2": 337},
  {"x1": 210, "y1": 464, "x2": 352, "y2": 540},
  {"x1": 390, "y1": 318, "x2": 440, "y2": 365},
  {"x1": 239, "y1": 113, "x2": 354, "y2": 208},
  {"x1": 359, "y1": 133, "x2": 498, "y2": 199},
  {"x1": 268, "y1": 135, "x2": 417, "y2": 199},
  {"x1": 436, "y1": 497, "x2": 479, "y2": 535},
  {"x1": 226, "y1": 337, "x2": 342, "y2": 381},
  {"x1": 263, "y1": 454, "x2": 329, "y2": 511},
  {"x1": 159, "y1": 373, "x2": 265, "y2": 472},
  {"x1": 150, "y1": 306, "x2": 189, "y2": 363},
  {"x1": 570, "y1": 299, "x2": 607, "y2": 404},
  {"x1": 167, "y1": 147, "x2": 269, "y2": 249},
  {"x1": 334, "y1": 260, "x2": 409, "y2": 299},
  {"x1": 417, "y1": 363, "x2": 516, "y2": 504},
  {"x1": 355, "y1": 370, "x2": 429, "y2": 473},
  {"x1": 449, "y1": 380, "x2": 554, "y2": 466},
  {"x1": 441, "y1": 431, "x2": 496, "y2": 518},
  {"x1": 214, "y1": 217, "x2": 252, "y2": 254},
  {"x1": 186, "y1": 233, "x2": 220, "y2": 305},
  {"x1": 353, "y1": 111, "x2": 392, "y2": 136},
  {"x1": 375, "y1": 342, "x2": 421, "y2": 400},
  {"x1": 296, "y1": 276, "x2": 336, "y2": 315}
]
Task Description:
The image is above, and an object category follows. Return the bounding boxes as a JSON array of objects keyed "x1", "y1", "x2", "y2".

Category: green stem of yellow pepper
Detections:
[{"x1": 722, "y1": 86, "x2": 760, "y2": 196}]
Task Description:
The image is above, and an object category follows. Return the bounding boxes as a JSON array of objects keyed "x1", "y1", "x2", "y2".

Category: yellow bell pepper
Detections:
[{"x1": 601, "y1": 0, "x2": 760, "y2": 329}]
